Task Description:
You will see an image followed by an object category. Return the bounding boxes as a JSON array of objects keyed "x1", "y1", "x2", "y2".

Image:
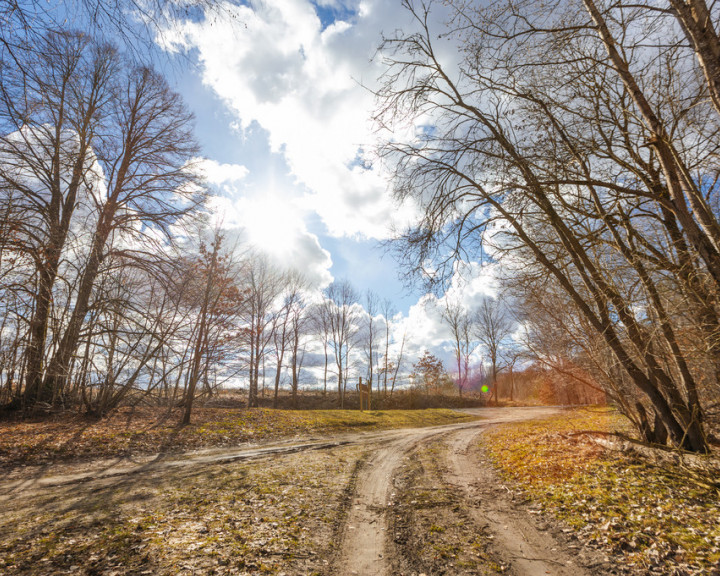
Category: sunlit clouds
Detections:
[
  {"x1": 162, "y1": 0, "x2": 494, "y2": 367},
  {"x1": 162, "y1": 0, "x2": 410, "y2": 241}
]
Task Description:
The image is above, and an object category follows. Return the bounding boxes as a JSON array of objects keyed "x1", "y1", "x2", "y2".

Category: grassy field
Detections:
[
  {"x1": 0, "y1": 406, "x2": 478, "y2": 466},
  {"x1": 481, "y1": 408, "x2": 720, "y2": 575}
]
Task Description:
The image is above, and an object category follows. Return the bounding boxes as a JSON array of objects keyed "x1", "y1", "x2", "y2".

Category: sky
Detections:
[
  {"x1": 155, "y1": 0, "x2": 497, "y2": 372},
  {"x1": 159, "y1": 1, "x2": 431, "y2": 299}
]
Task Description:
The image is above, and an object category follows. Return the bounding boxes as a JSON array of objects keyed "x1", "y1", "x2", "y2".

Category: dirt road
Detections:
[
  {"x1": 333, "y1": 407, "x2": 600, "y2": 576},
  {"x1": 0, "y1": 407, "x2": 605, "y2": 575}
]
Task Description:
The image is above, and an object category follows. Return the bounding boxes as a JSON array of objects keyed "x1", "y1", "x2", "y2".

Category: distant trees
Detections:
[
  {"x1": 286, "y1": 276, "x2": 310, "y2": 408},
  {"x1": 362, "y1": 290, "x2": 380, "y2": 398},
  {"x1": 475, "y1": 299, "x2": 514, "y2": 406},
  {"x1": 380, "y1": 299, "x2": 396, "y2": 396},
  {"x1": 241, "y1": 255, "x2": 285, "y2": 409},
  {"x1": 376, "y1": 0, "x2": 720, "y2": 451},
  {"x1": 411, "y1": 350, "x2": 451, "y2": 396},
  {"x1": 271, "y1": 271, "x2": 308, "y2": 408},
  {"x1": 179, "y1": 231, "x2": 243, "y2": 424},
  {"x1": 437, "y1": 295, "x2": 517, "y2": 402},
  {"x1": 323, "y1": 280, "x2": 360, "y2": 408},
  {"x1": 441, "y1": 299, "x2": 477, "y2": 397}
]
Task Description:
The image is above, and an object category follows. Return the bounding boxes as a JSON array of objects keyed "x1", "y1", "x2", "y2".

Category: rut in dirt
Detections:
[
  {"x1": 332, "y1": 408, "x2": 601, "y2": 576},
  {"x1": 333, "y1": 432, "x2": 425, "y2": 576},
  {"x1": 443, "y1": 428, "x2": 596, "y2": 576}
]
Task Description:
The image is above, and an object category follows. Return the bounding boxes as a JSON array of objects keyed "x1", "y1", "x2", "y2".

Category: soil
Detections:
[{"x1": 0, "y1": 407, "x2": 608, "y2": 575}]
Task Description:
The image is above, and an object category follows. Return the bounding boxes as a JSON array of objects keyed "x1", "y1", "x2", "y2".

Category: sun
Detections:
[{"x1": 243, "y1": 194, "x2": 303, "y2": 258}]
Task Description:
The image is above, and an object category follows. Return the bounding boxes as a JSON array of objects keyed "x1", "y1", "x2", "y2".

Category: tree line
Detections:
[{"x1": 0, "y1": 28, "x2": 420, "y2": 421}]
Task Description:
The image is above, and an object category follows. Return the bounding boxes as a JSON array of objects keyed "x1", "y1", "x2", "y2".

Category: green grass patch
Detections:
[{"x1": 482, "y1": 408, "x2": 720, "y2": 573}]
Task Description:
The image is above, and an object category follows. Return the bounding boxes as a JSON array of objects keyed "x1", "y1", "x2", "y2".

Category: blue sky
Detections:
[
  {"x1": 176, "y1": 63, "x2": 422, "y2": 312},
  {"x1": 150, "y1": 0, "x2": 496, "y2": 369},
  {"x1": 163, "y1": 0, "x2": 438, "y2": 312}
]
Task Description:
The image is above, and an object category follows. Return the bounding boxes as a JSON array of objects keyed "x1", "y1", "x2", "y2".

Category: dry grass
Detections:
[
  {"x1": 389, "y1": 440, "x2": 500, "y2": 575},
  {"x1": 0, "y1": 406, "x2": 477, "y2": 466},
  {"x1": 0, "y1": 444, "x2": 368, "y2": 575},
  {"x1": 482, "y1": 408, "x2": 720, "y2": 575}
]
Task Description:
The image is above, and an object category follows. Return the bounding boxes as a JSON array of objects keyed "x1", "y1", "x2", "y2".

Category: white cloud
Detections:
[
  {"x1": 161, "y1": 0, "x2": 500, "y2": 376},
  {"x1": 162, "y1": 0, "x2": 419, "y2": 240},
  {"x1": 199, "y1": 158, "x2": 249, "y2": 186},
  {"x1": 202, "y1": 168, "x2": 333, "y2": 289},
  {"x1": 388, "y1": 262, "x2": 501, "y2": 372}
]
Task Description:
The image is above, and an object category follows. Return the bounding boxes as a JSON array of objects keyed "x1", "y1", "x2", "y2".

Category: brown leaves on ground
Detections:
[
  {"x1": 0, "y1": 444, "x2": 367, "y2": 576},
  {"x1": 0, "y1": 405, "x2": 476, "y2": 467},
  {"x1": 482, "y1": 408, "x2": 720, "y2": 575}
]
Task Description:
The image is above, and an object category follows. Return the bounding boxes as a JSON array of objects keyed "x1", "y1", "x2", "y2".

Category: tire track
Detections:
[
  {"x1": 332, "y1": 429, "x2": 447, "y2": 575},
  {"x1": 331, "y1": 407, "x2": 593, "y2": 576},
  {"x1": 443, "y1": 427, "x2": 596, "y2": 576}
]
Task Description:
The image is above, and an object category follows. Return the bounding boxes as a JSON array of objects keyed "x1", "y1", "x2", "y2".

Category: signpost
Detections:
[{"x1": 358, "y1": 377, "x2": 370, "y2": 411}]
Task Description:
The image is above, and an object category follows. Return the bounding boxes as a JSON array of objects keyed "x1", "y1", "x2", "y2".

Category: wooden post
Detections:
[{"x1": 359, "y1": 376, "x2": 370, "y2": 411}]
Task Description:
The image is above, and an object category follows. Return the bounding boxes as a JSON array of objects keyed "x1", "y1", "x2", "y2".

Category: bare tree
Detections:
[
  {"x1": 375, "y1": 0, "x2": 716, "y2": 451},
  {"x1": 271, "y1": 271, "x2": 307, "y2": 408},
  {"x1": 287, "y1": 276, "x2": 310, "y2": 408},
  {"x1": 380, "y1": 298, "x2": 396, "y2": 396},
  {"x1": 390, "y1": 330, "x2": 406, "y2": 396},
  {"x1": 241, "y1": 255, "x2": 284, "y2": 408},
  {"x1": 323, "y1": 280, "x2": 360, "y2": 408},
  {"x1": 441, "y1": 299, "x2": 478, "y2": 397},
  {"x1": 0, "y1": 30, "x2": 203, "y2": 409},
  {"x1": 363, "y1": 289, "x2": 380, "y2": 399},
  {"x1": 38, "y1": 64, "x2": 203, "y2": 404},
  {"x1": 0, "y1": 32, "x2": 117, "y2": 406},
  {"x1": 475, "y1": 299, "x2": 514, "y2": 405},
  {"x1": 310, "y1": 301, "x2": 332, "y2": 396},
  {"x1": 180, "y1": 230, "x2": 243, "y2": 425}
]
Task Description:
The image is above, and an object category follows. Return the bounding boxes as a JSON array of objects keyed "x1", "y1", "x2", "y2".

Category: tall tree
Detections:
[
  {"x1": 441, "y1": 299, "x2": 478, "y2": 397},
  {"x1": 241, "y1": 255, "x2": 284, "y2": 408},
  {"x1": 323, "y1": 280, "x2": 360, "y2": 408},
  {"x1": 0, "y1": 31, "x2": 203, "y2": 408},
  {"x1": 39, "y1": 63, "x2": 202, "y2": 404},
  {"x1": 475, "y1": 299, "x2": 514, "y2": 405},
  {"x1": 363, "y1": 289, "x2": 380, "y2": 399},
  {"x1": 180, "y1": 230, "x2": 243, "y2": 425},
  {"x1": 380, "y1": 298, "x2": 396, "y2": 396},
  {"x1": 375, "y1": 0, "x2": 717, "y2": 451},
  {"x1": 0, "y1": 32, "x2": 117, "y2": 406}
]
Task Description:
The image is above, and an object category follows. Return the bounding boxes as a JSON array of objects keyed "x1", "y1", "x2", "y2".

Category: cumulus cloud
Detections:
[
  {"x1": 161, "y1": 1, "x2": 499, "y2": 376},
  {"x1": 161, "y1": 0, "x2": 421, "y2": 240},
  {"x1": 389, "y1": 262, "x2": 501, "y2": 371},
  {"x1": 200, "y1": 159, "x2": 250, "y2": 186}
]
